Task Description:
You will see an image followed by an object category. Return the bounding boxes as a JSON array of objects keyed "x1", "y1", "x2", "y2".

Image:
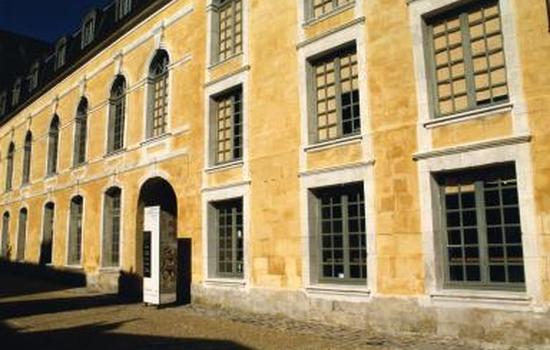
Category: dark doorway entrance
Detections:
[{"x1": 133, "y1": 177, "x2": 190, "y2": 305}]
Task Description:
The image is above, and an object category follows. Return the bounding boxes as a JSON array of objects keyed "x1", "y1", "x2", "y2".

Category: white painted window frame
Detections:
[
  {"x1": 417, "y1": 139, "x2": 543, "y2": 311},
  {"x1": 408, "y1": 0, "x2": 530, "y2": 153},
  {"x1": 202, "y1": 181, "x2": 251, "y2": 288},
  {"x1": 300, "y1": 162, "x2": 376, "y2": 300}
]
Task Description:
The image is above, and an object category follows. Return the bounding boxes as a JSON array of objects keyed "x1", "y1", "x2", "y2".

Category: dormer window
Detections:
[
  {"x1": 0, "y1": 92, "x2": 6, "y2": 115},
  {"x1": 12, "y1": 78, "x2": 22, "y2": 107},
  {"x1": 28, "y1": 63, "x2": 39, "y2": 93},
  {"x1": 116, "y1": 0, "x2": 132, "y2": 21},
  {"x1": 55, "y1": 38, "x2": 67, "y2": 70},
  {"x1": 81, "y1": 13, "x2": 96, "y2": 48}
]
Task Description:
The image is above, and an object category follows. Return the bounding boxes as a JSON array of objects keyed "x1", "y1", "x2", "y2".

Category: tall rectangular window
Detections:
[
  {"x1": 5, "y1": 143, "x2": 14, "y2": 192},
  {"x1": 0, "y1": 93, "x2": 7, "y2": 115},
  {"x1": 73, "y1": 99, "x2": 88, "y2": 166},
  {"x1": 437, "y1": 164, "x2": 524, "y2": 290},
  {"x1": 310, "y1": 45, "x2": 360, "y2": 143},
  {"x1": 82, "y1": 18, "x2": 95, "y2": 48},
  {"x1": 215, "y1": 0, "x2": 243, "y2": 62},
  {"x1": 103, "y1": 188, "x2": 121, "y2": 267},
  {"x1": 16, "y1": 209, "x2": 27, "y2": 261},
  {"x1": 312, "y1": 183, "x2": 366, "y2": 283},
  {"x1": 1, "y1": 213, "x2": 9, "y2": 258},
  {"x1": 40, "y1": 203, "x2": 55, "y2": 265},
  {"x1": 212, "y1": 88, "x2": 242, "y2": 164},
  {"x1": 68, "y1": 196, "x2": 84, "y2": 265},
  {"x1": 308, "y1": 0, "x2": 353, "y2": 20},
  {"x1": 22, "y1": 132, "x2": 32, "y2": 184},
  {"x1": 426, "y1": 0, "x2": 508, "y2": 117},
  {"x1": 116, "y1": 0, "x2": 132, "y2": 20},
  {"x1": 211, "y1": 198, "x2": 244, "y2": 278}
]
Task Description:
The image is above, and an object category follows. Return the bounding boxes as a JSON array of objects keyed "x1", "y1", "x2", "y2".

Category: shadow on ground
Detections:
[
  {"x1": 0, "y1": 264, "x2": 253, "y2": 350},
  {"x1": 0, "y1": 319, "x2": 253, "y2": 350}
]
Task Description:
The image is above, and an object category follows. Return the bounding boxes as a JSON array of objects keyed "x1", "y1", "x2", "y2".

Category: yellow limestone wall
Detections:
[
  {"x1": 0, "y1": 0, "x2": 206, "y2": 283},
  {"x1": 0, "y1": 0, "x2": 549, "y2": 307},
  {"x1": 514, "y1": 0, "x2": 550, "y2": 301}
]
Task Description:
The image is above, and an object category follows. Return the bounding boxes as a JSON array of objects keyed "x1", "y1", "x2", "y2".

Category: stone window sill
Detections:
[
  {"x1": 305, "y1": 283, "x2": 371, "y2": 299},
  {"x1": 98, "y1": 267, "x2": 121, "y2": 273},
  {"x1": 204, "y1": 278, "x2": 246, "y2": 288},
  {"x1": 104, "y1": 148, "x2": 127, "y2": 159},
  {"x1": 208, "y1": 53, "x2": 243, "y2": 71},
  {"x1": 423, "y1": 102, "x2": 513, "y2": 129},
  {"x1": 303, "y1": 2, "x2": 356, "y2": 27},
  {"x1": 430, "y1": 289, "x2": 532, "y2": 311},
  {"x1": 303, "y1": 134, "x2": 362, "y2": 153},
  {"x1": 205, "y1": 160, "x2": 243, "y2": 174},
  {"x1": 140, "y1": 132, "x2": 172, "y2": 147}
]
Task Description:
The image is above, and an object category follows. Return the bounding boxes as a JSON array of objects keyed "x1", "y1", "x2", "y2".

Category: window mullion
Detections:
[
  {"x1": 460, "y1": 12, "x2": 476, "y2": 111},
  {"x1": 475, "y1": 181, "x2": 489, "y2": 285},
  {"x1": 440, "y1": 184, "x2": 452, "y2": 285},
  {"x1": 231, "y1": 205, "x2": 238, "y2": 276},
  {"x1": 334, "y1": 57, "x2": 343, "y2": 138},
  {"x1": 342, "y1": 192, "x2": 350, "y2": 279}
]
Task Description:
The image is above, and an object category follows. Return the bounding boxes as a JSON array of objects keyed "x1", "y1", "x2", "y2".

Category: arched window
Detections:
[
  {"x1": 40, "y1": 202, "x2": 55, "y2": 265},
  {"x1": 108, "y1": 76, "x2": 126, "y2": 153},
  {"x1": 16, "y1": 208, "x2": 27, "y2": 261},
  {"x1": 103, "y1": 187, "x2": 122, "y2": 267},
  {"x1": 22, "y1": 131, "x2": 32, "y2": 184},
  {"x1": 147, "y1": 50, "x2": 169, "y2": 139},
  {"x1": 73, "y1": 98, "x2": 88, "y2": 166},
  {"x1": 47, "y1": 115, "x2": 60, "y2": 176},
  {"x1": 1, "y1": 212, "x2": 9, "y2": 258},
  {"x1": 5, "y1": 142, "x2": 14, "y2": 191},
  {"x1": 68, "y1": 195, "x2": 84, "y2": 265}
]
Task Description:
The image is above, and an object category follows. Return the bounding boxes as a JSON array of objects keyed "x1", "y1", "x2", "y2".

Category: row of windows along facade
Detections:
[{"x1": 0, "y1": 0, "x2": 526, "y2": 290}]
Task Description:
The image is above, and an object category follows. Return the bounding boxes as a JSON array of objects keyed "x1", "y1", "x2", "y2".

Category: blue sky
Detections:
[{"x1": 0, "y1": 0, "x2": 110, "y2": 43}]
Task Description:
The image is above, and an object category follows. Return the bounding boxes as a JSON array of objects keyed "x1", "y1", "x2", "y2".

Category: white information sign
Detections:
[{"x1": 143, "y1": 206, "x2": 160, "y2": 305}]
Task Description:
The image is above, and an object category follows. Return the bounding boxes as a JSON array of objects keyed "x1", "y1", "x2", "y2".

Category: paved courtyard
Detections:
[{"x1": 0, "y1": 273, "x2": 536, "y2": 350}]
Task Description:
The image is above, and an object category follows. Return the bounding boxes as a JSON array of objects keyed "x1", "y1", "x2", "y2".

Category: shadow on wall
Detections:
[{"x1": 0, "y1": 259, "x2": 86, "y2": 298}]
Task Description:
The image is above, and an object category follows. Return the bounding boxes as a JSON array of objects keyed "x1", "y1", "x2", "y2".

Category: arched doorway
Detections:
[{"x1": 135, "y1": 177, "x2": 186, "y2": 305}]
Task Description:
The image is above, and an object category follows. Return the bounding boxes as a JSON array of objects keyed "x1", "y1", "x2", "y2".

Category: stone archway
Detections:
[{"x1": 135, "y1": 177, "x2": 182, "y2": 305}]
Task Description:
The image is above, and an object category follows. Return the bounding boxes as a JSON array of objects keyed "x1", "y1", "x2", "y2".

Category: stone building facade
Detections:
[{"x1": 0, "y1": 0, "x2": 549, "y2": 346}]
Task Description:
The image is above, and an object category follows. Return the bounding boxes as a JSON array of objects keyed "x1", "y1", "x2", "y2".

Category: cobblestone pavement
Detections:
[{"x1": 0, "y1": 273, "x2": 537, "y2": 350}]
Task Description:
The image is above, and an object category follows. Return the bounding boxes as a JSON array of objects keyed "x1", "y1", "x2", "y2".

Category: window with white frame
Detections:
[
  {"x1": 310, "y1": 182, "x2": 367, "y2": 284},
  {"x1": 47, "y1": 115, "x2": 60, "y2": 176},
  {"x1": 73, "y1": 98, "x2": 88, "y2": 167},
  {"x1": 28, "y1": 63, "x2": 39, "y2": 92},
  {"x1": 306, "y1": 0, "x2": 354, "y2": 21},
  {"x1": 309, "y1": 44, "x2": 360, "y2": 143},
  {"x1": 68, "y1": 195, "x2": 84, "y2": 265},
  {"x1": 146, "y1": 50, "x2": 170, "y2": 139},
  {"x1": 22, "y1": 131, "x2": 32, "y2": 184},
  {"x1": 5, "y1": 143, "x2": 14, "y2": 192},
  {"x1": 55, "y1": 39, "x2": 67, "y2": 70},
  {"x1": 425, "y1": 0, "x2": 509, "y2": 117},
  {"x1": 211, "y1": 0, "x2": 243, "y2": 63},
  {"x1": 12, "y1": 78, "x2": 21, "y2": 107},
  {"x1": 16, "y1": 208, "x2": 27, "y2": 261},
  {"x1": 0, "y1": 92, "x2": 7, "y2": 115},
  {"x1": 81, "y1": 16, "x2": 95, "y2": 48},
  {"x1": 435, "y1": 163, "x2": 525, "y2": 290},
  {"x1": 108, "y1": 76, "x2": 126, "y2": 153},
  {"x1": 116, "y1": 0, "x2": 132, "y2": 20},
  {"x1": 208, "y1": 198, "x2": 244, "y2": 279},
  {"x1": 102, "y1": 187, "x2": 122, "y2": 267},
  {"x1": 1, "y1": 212, "x2": 9, "y2": 258},
  {"x1": 211, "y1": 86, "x2": 243, "y2": 165}
]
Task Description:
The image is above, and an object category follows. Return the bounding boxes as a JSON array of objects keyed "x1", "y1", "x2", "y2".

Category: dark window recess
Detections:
[
  {"x1": 213, "y1": 87, "x2": 242, "y2": 164},
  {"x1": 314, "y1": 182, "x2": 366, "y2": 283},
  {"x1": 214, "y1": 198, "x2": 244, "y2": 278},
  {"x1": 425, "y1": 0, "x2": 509, "y2": 117},
  {"x1": 310, "y1": 45, "x2": 360, "y2": 142},
  {"x1": 438, "y1": 163, "x2": 525, "y2": 290}
]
